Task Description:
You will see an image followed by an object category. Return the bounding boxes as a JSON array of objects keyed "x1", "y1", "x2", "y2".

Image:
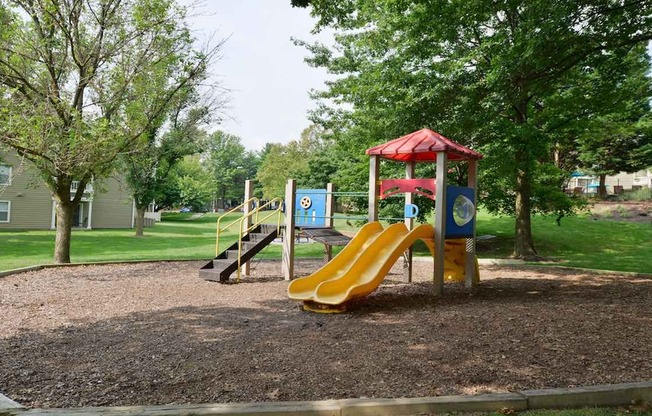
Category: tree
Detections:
[
  {"x1": 575, "y1": 47, "x2": 652, "y2": 197},
  {"x1": 126, "y1": 105, "x2": 210, "y2": 236},
  {"x1": 579, "y1": 118, "x2": 652, "y2": 197},
  {"x1": 256, "y1": 126, "x2": 327, "y2": 198},
  {"x1": 256, "y1": 143, "x2": 297, "y2": 199},
  {"x1": 174, "y1": 155, "x2": 214, "y2": 212},
  {"x1": 292, "y1": 0, "x2": 652, "y2": 258},
  {"x1": 122, "y1": 12, "x2": 223, "y2": 236},
  {"x1": 292, "y1": 125, "x2": 339, "y2": 189},
  {"x1": 205, "y1": 131, "x2": 251, "y2": 210},
  {"x1": 0, "y1": 0, "x2": 218, "y2": 262}
]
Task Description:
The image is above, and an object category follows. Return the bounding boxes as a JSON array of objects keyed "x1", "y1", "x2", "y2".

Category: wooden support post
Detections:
[
  {"x1": 282, "y1": 179, "x2": 296, "y2": 281},
  {"x1": 324, "y1": 245, "x2": 333, "y2": 262},
  {"x1": 404, "y1": 161, "x2": 415, "y2": 282},
  {"x1": 243, "y1": 180, "x2": 254, "y2": 276},
  {"x1": 86, "y1": 200, "x2": 93, "y2": 230},
  {"x1": 369, "y1": 155, "x2": 380, "y2": 223},
  {"x1": 325, "y1": 183, "x2": 335, "y2": 261},
  {"x1": 434, "y1": 152, "x2": 448, "y2": 296},
  {"x1": 465, "y1": 160, "x2": 478, "y2": 291},
  {"x1": 325, "y1": 183, "x2": 334, "y2": 228},
  {"x1": 51, "y1": 200, "x2": 57, "y2": 229}
]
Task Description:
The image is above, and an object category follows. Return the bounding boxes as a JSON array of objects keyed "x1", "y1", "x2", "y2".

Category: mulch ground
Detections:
[
  {"x1": 1, "y1": 260, "x2": 651, "y2": 409},
  {"x1": 589, "y1": 201, "x2": 652, "y2": 224}
]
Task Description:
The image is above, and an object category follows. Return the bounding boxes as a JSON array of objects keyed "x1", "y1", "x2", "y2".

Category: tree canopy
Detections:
[
  {"x1": 293, "y1": 0, "x2": 652, "y2": 258},
  {"x1": 256, "y1": 126, "x2": 337, "y2": 198},
  {"x1": 575, "y1": 47, "x2": 652, "y2": 196},
  {"x1": 126, "y1": 104, "x2": 211, "y2": 236},
  {"x1": 204, "y1": 131, "x2": 260, "y2": 209},
  {"x1": 0, "y1": 0, "x2": 220, "y2": 262}
]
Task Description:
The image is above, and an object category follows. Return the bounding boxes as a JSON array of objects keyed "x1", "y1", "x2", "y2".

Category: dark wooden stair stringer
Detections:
[{"x1": 199, "y1": 224, "x2": 279, "y2": 282}]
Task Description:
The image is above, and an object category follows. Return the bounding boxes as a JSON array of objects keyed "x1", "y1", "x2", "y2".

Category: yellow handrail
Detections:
[
  {"x1": 235, "y1": 198, "x2": 284, "y2": 282},
  {"x1": 215, "y1": 197, "x2": 259, "y2": 256}
]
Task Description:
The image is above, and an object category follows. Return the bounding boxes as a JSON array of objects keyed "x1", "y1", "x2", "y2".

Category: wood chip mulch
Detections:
[{"x1": 1, "y1": 260, "x2": 651, "y2": 409}]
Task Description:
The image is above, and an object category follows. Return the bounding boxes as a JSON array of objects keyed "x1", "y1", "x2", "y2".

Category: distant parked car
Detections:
[{"x1": 179, "y1": 207, "x2": 192, "y2": 213}]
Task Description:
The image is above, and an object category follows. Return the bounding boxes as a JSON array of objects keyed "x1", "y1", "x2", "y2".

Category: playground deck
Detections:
[{"x1": 1, "y1": 260, "x2": 651, "y2": 409}]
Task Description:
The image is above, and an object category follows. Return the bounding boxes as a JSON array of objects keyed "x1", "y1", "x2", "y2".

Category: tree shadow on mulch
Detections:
[{"x1": 1, "y1": 271, "x2": 651, "y2": 409}]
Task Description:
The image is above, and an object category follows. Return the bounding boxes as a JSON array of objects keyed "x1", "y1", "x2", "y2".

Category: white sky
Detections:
[
  {"x1": 185, "y1": 0, "x2": 332, "y2": 151},
  {"x1": 185, "y1": 2, "x2": 652, "y2": 152}
]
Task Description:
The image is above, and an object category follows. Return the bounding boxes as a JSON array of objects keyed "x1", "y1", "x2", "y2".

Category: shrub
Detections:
[{"x1": 621, "y1": 187, "x2": 652, "y2": 201}]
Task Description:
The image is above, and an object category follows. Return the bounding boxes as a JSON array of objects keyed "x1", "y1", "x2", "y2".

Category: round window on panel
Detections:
[
  {"x1": 452, "y1": 195, "x2": 474, "y2": 226},
  {"x1": 299, "y1": 196, "x2": 312, "y2": 209}
]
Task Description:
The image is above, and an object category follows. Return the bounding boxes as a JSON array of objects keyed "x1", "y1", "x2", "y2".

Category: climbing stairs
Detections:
[{"x1": 199, "y1": 224, "x2": 280, "y2": 282}]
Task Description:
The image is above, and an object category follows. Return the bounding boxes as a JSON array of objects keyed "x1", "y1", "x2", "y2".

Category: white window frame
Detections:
[
  {"x1": 0, "y1": 165, "x2": 11, "y2": 186},
  {"x1": 0, "y1": 200, "x2": 10, "y2": 223}
]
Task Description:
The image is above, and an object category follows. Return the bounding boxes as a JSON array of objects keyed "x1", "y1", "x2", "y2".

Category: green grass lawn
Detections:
[
  {"x1": 474, "y1": 210, "x2": 652, "y2": 273},
  {"x1": 1, "y1": 210, "x2": 651, "y2": 273},
  {"x1": 0, "y1": 212, "x2": 325, "y2": 271}
]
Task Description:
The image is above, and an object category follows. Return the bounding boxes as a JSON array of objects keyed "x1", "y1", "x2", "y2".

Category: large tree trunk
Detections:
[
  {"x1": 512, "y1": 98, "x2": 539, "y2": 260},
  {"x1": 54, "y1": 199, "x2": 75, "y2": 263},
  {"x1": 598, "y1": 174, "x2": 608, "y2": 198},
  {"x1": 53, "y1": 178, "x2": 87, "y2": 264},
  {"x1": 514, "y1": 158, "x2": 537, "y2": 259},
  {"x1": 135, "y1": 206, "x2": 146, "y2": 237},
  {"x1": 513, "y1": 138, "x2": 539, "y2": 259}
]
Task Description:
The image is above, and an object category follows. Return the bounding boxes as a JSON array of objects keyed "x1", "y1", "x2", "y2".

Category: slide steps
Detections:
[{"x1": 199, "y1": 224, "x2": 279, "y2": 282}]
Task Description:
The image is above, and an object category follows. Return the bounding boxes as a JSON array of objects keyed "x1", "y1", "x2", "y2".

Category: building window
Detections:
[
  {"x1": 0, "y1": 165, "x2": 11, "y2": 185},
  {"x1": 0, "y1": 201, "x2": 9, "y2": 222}
]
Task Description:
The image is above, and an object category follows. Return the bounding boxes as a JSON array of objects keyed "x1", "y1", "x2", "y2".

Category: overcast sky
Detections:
[
  {"x1": 186, "y1": 2, "x2": 652, "y2": 152},
  {"x1": 185, "y1": 1, "x2": 331, "y2": 151}
]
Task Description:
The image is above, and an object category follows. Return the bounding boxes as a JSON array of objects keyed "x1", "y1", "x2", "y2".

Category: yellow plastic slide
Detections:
[
  {"x1": 312, "y1": 223, "x2": 434, "y2": 305},
  {"x1": 288, "y1": 222, "x2": 479, "y2": 312},
  {"x1": 288, "y1": 222, "x2": 434, "y2": 311},
  {"x1": 423, "y1": 238, "x2": 480, "y2": 284},
  {"x1": 287, "y1": 221, "x2": 384, "y2": 301}
]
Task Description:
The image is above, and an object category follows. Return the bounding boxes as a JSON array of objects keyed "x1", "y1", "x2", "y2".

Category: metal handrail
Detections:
[
  {"x1": 235, "y1": 198, "x2": 283, "y2": 282},
  {"x1": 215, "y1": 197, "x2": 259, "y2": 256}
]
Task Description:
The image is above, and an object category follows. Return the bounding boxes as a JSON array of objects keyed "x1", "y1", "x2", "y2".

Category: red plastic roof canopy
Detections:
[{"x1": 365, "y1": 128, "x2": 483, "y2": 162}]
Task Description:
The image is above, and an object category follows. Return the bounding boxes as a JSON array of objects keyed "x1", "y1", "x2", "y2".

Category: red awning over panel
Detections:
[{"x1": 365, "y1": 129, "x2": 483, "y2": 162}]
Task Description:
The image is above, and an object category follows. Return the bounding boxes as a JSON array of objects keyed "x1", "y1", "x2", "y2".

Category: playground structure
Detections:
[
  {"x1": 200, "y1": 128, "x2": 483, "y2": 313},
  {"x1": 287, "y1": 129, "x2": 483, "y2": 312}
]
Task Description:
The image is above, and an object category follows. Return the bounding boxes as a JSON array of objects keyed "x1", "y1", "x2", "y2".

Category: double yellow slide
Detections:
[{"x1": 288, "y1": 221, "x2": 478, "y2": 312}]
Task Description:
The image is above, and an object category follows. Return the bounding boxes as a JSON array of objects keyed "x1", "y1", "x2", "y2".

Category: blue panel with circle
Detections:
[
  {"x1": 445, "y1": 186, "x2": 476, "y2": 239},
  {"x1": 295, "y1": 189, "x2": 327, "y2": 227}
]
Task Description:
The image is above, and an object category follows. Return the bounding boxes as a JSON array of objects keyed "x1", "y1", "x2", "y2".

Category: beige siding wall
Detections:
[
  {"x1": 605, "y1": 170, "x2": 652, "y2": 190},
  {"x1": 0, "y1": 152, "x2": 53, "y2": 229},
  {"x1": 605, "y1": 172, "x2": 637, "y2": 190},
  {"x1": 91, "y1": 177, "x2": 134, "y2": 229},
  {"x1": 0, "y1": 151, "x2": 134, "y2": 229}
]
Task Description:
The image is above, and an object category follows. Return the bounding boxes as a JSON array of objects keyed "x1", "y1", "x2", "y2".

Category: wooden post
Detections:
[
  {"x1": 51, "y1": 200, "x2": 57, "y2": 229},
  {"x1": 369, "y1": 155, "x2": 380, "y2": 222},
  {"x1": 86, "y1": 200, "x2": 93, "y2": 230},
  {"x1": 243, "y1": 180, "x2": 254, "y2": 276},
  {"x1": 465, "y1": 160, "x2": 478, "y2": 291},
  {"x1": 282, "y1": 179, "x2": 296, "y2": 281},
  {"x1": 325, "y1": 183, "x2": 335, "y2": 261},
  {"x1": 404, "y1": 161, "x2": 415, "y2": 282},
  {"x1": 434, "y1": 152, "x2": 448, "y2": 296}
]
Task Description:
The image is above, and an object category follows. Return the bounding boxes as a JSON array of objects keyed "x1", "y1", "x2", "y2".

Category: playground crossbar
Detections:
[
  {"x1": 297, "y1": 191, "x2": 415, "y2": 199},
  {"x1": 303, "y1": 214, "x2": 409, "y2": 222},
  {"x1": 296, "y1": 191, "x2": 368, "y2": 197}
]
